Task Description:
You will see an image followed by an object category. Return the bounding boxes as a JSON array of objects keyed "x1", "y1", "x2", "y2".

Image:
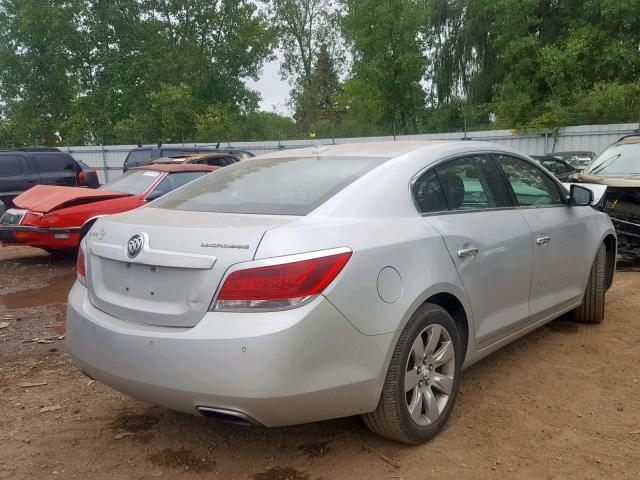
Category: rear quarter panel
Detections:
[{"x1": 256, "y1": 217, "x2": 473, "y2": 338}]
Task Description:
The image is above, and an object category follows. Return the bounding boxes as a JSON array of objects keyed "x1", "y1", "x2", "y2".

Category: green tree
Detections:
[
  {"x1": 340, "y1": 0, "x2": 430, "y2": 132},
  {"x1": 0, "y1": 0, "x2": 85, "y2": 145},
  {"x1": 0, "y1": 0, "x2": 275, "y2": 145},
  {"x1": 293, "y1": 43, "x2": 342, "y2": 130},
  {"x1": 268, "y1": 0, "x2": 337, "y2": 86},
  {"x1": 194, "y1": 105, "x2": 240, "y2": 143}
]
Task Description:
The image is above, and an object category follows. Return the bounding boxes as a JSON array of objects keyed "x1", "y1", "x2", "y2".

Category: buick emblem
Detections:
[{"x1": 126, "y1": 234, "x2": 144, "y2": 258}]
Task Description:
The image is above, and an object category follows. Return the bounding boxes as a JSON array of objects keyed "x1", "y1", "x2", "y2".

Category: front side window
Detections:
[
  {"x1": 102, "y1": 169, "x2": 163, "y2": 195},
  {"x1": 496, "y1": 155, "x2": 564, "y2": 206},
  {"x1": 152, "y1": 156, "x2": 388, "y2": 215}
]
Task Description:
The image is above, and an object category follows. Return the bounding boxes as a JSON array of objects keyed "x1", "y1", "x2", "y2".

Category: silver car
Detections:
[{"x1": 67, "y1": 141, "x2": 616, "y2": 444}]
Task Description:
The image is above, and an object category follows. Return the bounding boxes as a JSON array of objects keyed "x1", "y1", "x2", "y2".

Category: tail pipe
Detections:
[{"x1": 197, "y1": 407, "x2": 261, "y2": 426}]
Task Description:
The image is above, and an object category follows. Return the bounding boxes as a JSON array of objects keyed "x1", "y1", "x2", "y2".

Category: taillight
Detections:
[
  {"x1": 78, "y1": 171, "x2": 86, "y2": 185},
  {"x1": 214, "y1": 251, "x2": 352, "y2": 311},
  {"x1": 77, "y1": 244, "x2": 87, "y2": 286}
]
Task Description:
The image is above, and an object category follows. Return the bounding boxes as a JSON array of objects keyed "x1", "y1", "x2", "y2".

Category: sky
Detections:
[{"x1": 245, "y1": 56, "x2": 292, "y2": 115}]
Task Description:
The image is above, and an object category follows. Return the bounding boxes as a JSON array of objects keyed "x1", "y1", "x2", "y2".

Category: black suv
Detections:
[
  {"x1": 0, "y1": 148, "x2": 99, "y2": 210},
  {"x1": 123, "y1": 145, "x2": 254, "y2": 171}
]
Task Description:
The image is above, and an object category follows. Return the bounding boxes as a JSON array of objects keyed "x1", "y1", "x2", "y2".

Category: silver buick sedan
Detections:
[{"x1": 67, "y1": 141, "x2": 616, "y2": 444}]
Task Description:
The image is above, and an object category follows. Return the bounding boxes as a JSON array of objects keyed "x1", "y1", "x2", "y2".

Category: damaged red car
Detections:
[{"x1": 0, "y1": 164, "x2": 219, "y2": 252}]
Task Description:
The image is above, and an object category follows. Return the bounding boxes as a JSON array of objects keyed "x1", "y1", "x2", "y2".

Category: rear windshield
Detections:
[
  {"x1": 585, "y1": 142, "x2": 640, "y2": 175},
  {"x1": 151, "y1": 156, "x2": 386, "y2": 215},
  {"x1": 102, "y1": 169, "x2": 162, "y2": 194}
]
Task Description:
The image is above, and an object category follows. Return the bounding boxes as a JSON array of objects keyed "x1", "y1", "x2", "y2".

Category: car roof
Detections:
[
  {"x1": 0, "y1": 147, "x2": 62, "y2": 152},
  {"x1": 131, "y1": 164, "x2": 221, "y2": 173},
  {"x1": 256, "y1": 141, "x2": 456, "y2": 159},
  {"x1": 255, "y1": 140, "x2": 521, "y2": 160}
]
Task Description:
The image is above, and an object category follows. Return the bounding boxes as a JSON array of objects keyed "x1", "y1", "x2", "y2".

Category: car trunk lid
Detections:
[
  {"x1": 14, "y1": 185, "x2": 129, "y2": 213},
  {"x1": 86, "y1": 208, "x2": 296, "y2": 327}
]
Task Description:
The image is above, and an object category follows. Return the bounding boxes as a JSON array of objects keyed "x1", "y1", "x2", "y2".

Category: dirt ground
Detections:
[{"x1": 0, "y1": 246, "x2": 638, "y2": 480}]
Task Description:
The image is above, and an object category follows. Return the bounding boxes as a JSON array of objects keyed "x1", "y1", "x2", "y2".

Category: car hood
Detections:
[
  {"x1": 13, "y1": 185, "x2": 130, "y2": 213},
  {"x1": 570, "y1": 172, "x2": 640, "y2": 187}
]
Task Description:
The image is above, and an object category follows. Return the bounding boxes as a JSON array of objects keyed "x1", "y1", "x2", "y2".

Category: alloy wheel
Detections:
[{"x1": 404, "y1": 324, "x2": 455, "y2": 426}]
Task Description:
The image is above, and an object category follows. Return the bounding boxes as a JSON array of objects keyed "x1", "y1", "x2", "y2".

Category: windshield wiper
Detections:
[{"x1": 590, "y1": 154, "x2": 620, "y2": 175}]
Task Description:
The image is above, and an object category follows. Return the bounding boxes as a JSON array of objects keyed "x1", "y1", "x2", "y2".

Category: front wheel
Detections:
[
  {"x1": 363, "y1": 304, "x2": 462, "y2": 444},
  {"x1": 572, "y1": 243, "x2": 606, "y2": 324}
]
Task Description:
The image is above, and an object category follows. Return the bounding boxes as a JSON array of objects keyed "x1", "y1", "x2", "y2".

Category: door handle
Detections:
[
  {"x1": 457, "y1": 247, "x2": 479, "y2": 258},
  {"x1": 536, "y1": 236, "x2": 551, "y2": 246}
]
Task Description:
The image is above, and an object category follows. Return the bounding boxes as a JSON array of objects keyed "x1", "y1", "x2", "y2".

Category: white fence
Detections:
[{"x1": 66, "y1": 123, "x2": 639, "y2": 183}]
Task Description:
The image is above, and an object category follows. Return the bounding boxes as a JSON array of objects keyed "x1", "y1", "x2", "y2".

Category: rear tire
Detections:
[
  {"x1": 572, "y1": 243, "x2": 606, "y2": 324},
  {"x1": 363, "y1": 304, "x2": 462, "y2": 444}
]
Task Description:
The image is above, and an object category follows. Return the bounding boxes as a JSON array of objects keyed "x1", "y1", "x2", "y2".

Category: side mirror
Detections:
[
  {"x1": 570, "y1": 184, "x2": 593, "y2": 206},
  {"x1": 145, "y1": 190, "x2": 165, "y2": 202}
]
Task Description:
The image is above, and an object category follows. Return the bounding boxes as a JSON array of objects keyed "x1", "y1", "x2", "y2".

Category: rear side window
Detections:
[
  {"x1": 496, "y1": 155, "x2": 564, "y2": 206},
  {"x1": 152, "y1": 156, "x2": 387, "y2": 215},
  {"x1": 437, "y1": 155, "x2": 510, "y2": 210},
  {"x1": 413, "y1": 170, "x2": 447, "y2": 213},
  {"x1": 32, "y1": 153, "x2": 75, "y2": 173},
  {"x1": 126, "y1": 150, "x2": 152, "y2": 165},
  {"x1": 0, "y1": 155, "x2": 21, "y2": 176}
]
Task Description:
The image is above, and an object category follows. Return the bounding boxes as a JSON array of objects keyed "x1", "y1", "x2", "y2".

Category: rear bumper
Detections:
[{"x1": 66, "y1": 283, "x2": 393, "y2": 426}]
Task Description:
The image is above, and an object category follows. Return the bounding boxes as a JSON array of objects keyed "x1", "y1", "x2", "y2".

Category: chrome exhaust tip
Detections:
[{"x1": 197, "y1": 407, "x2": 260, "y2": 426}]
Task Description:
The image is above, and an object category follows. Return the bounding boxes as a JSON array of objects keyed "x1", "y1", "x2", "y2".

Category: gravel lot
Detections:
[{"x1": 1, "y1": 246, "x2": 639, "y2": 480}]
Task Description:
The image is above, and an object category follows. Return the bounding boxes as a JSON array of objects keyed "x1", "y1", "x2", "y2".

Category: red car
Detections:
[{"x1": 0, "y1": 164, "x2": 219, "y2": 251}]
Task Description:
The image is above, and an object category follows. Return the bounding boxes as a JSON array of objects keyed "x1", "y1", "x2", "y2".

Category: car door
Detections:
[
  {"x1": 493, "y1": 154, "x2": 590, "y2": 318},
  {"x1": 414, "y1": 154, "x2": 534, "y2": 348}
]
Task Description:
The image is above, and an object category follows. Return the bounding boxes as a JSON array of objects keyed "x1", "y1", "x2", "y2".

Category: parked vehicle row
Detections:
[
  {"x1": 65, "y1": 141, "x2": 616, "y2": 444},
  {"x1": 0, "y1": 144, "x2": 255, "y2": 252},
  {"x1": 0, "y1": 164, "x2": 219, "y2": 251},
  {"x1": 123, "y1": 145, "x2": 254, "y2": 171}
]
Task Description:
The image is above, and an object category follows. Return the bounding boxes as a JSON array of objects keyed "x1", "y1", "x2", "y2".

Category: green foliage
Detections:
[
  {"x1": 0, "y1": 0, "x2": 638, "y2": 146},
  {"x1": 0, "y1": 0, "x2": 276, "y2": 145},
  {"x1": 341, "y1": 0, "x2": 430, "y2": 131},
  {"x1": 293, "y1": 43, "x2": 342, "y2": 130},
  {"x1": 194, "y1": 105, "x2": 240, "y2": 143}
]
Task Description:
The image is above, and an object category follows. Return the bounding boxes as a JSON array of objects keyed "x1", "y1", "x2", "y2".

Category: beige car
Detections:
[{"x1": 570, "y1": 135, "x2": 640, "y2": 262}]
